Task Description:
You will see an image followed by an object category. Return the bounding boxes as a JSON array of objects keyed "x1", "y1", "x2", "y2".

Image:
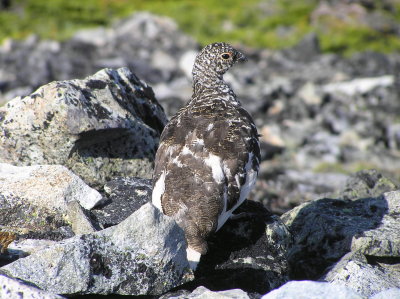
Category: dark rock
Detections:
[{"x1": 92, "y1": 177, "x2": 152, "y2": 228}]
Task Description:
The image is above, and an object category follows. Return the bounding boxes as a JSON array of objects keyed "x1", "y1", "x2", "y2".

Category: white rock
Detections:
[
  {"x1": 370, "y1": 288, "x2": 400, "y2": 299},
  {"x1": 151, "y1": 50, "x2": 177, "y2": 72},
  {"x1": 168, "y1": 286, "x2": 250, "y2": 299},
  {"x1": 0, "y1": 163, "x2": 103, "y2": 210},
  {"x1": 298, "y1": 82, "x2": 322, "y2": 105},
  {"x1": 323, "y1": 75, "x2": 394, "y2": 96},
  {"x1": 0, "y1": 275, "x2": 63, "y2": 299},
  {"x1": 179, "y1": 50, "x2": 197, "y2": 79},
  {"x1": 72, "y1": 27, "x2": 112, "y2": 47},
  {"x1": 261, "y1": 280, "x2": 364, "y2": 299}
]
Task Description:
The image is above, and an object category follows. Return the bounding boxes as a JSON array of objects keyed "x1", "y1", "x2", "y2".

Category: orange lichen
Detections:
[{"x1": 0, "y1": 232, "x2": 16, "y2": 254}]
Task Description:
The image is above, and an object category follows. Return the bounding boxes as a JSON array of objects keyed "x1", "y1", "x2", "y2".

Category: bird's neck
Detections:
[
  {"x1": 192, "y1": 66, "x2": 224, "y2": 89},
  {"x1": 191, "y1": 66, "x2": 236, "y2": 102}
]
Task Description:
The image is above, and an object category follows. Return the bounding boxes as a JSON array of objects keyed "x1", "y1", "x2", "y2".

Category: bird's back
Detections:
[{"x1": 152, "y1": 92, "x2": 259, "y2": 247}]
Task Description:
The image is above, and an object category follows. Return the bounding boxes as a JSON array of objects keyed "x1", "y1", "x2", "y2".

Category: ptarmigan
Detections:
[{"x1": 152, "y1": 42, "x2": 260, "y2": 269}]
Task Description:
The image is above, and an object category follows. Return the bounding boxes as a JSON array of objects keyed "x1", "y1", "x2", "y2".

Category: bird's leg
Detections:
[{"x1": 184, "y1": 222, "x2": 208, "y2": 271}]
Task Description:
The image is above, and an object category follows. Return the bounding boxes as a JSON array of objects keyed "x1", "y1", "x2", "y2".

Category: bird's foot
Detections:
[{"x1": 186, "y1": 247, "x2": 201, "y2": 271}]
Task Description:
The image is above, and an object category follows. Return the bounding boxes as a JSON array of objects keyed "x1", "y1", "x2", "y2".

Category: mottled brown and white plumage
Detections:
[{"x1": 152, "y1": 42, "x2": 260, "y2": 269}]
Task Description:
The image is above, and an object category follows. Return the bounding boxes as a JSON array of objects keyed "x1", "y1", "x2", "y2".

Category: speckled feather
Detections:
[{"x1": 152, "y1": 42, "x2": 260, "y2": 260}]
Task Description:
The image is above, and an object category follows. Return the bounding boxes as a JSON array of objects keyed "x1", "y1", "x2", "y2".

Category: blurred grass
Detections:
[{"x1": 1, "y1": 0, "x2": 400, "y2": 55}]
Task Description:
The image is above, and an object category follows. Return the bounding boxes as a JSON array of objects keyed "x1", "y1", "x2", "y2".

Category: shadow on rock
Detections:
[
  {"x1": 175, "y1": 200, "x2": 290, "y2": 296},
  {"x1": 282, "y1": 170, "x2": 395, "y2": 280}
]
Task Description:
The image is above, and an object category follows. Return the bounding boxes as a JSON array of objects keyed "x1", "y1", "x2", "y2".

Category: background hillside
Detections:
[{"x1": 1, "y1": 0, "x2": 400, "y2": 55}]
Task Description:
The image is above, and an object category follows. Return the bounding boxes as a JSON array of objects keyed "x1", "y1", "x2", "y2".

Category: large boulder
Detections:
[
  {"x1": 281, "y1": 170, "x2": 398, "y2": 279},
  {"x1": 0, "y1": 67, "x2": 167, "y2": 187},
  {"x1": 321, "y1": 190, "x2": 400, "y2": 297},
  {"x1": 0, "y1": 203, "x2": 193, "y2": 296}
]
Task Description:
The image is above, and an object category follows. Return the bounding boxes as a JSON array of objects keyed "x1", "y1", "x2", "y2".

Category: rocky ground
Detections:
[
  {"x1": 0, "y1": 11, "x2": 399, "y2": 299},
  {"x1": 1, "y1": 12, "x2": 400, "y2": 214}
]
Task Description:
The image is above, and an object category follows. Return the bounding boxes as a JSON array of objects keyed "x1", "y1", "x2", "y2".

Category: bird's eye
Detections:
[{"x1": 221, "y1": 53, "x2": 231, "y2": 60}]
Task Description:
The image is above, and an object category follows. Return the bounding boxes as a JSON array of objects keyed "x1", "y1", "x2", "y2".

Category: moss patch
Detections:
[{"x1": 1, "y1": 0, "x2": 400, "y2": 55}]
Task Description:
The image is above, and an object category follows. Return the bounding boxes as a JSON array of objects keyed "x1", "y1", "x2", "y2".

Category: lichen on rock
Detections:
[{"x1": 0, "y1": 67, "x2": 167, "y2": 188}]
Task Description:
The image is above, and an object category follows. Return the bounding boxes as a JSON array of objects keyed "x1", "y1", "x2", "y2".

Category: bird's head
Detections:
[{"x1": 192, "y1": 42, "x2": 247, "y2": 79}]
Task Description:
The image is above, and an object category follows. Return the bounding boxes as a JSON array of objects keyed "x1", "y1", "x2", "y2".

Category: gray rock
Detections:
[
  {"x1": 92, "y1": 177, "x2": 152, "y2": 228},
  {"x1": 254, "y1": 168, "x2": 348, "y2": 214},
  {"x1": 1, "y1": 203, "x2": 193, "y2": 296},
  {"x1": 261, "y1": 280, "x2": 364, "y2": 299},
  {"x1": 321, "y1": 189, "x2": 400, "y2": 297},
  {"x1": 152, "y1": 77, "x2": 192, "y2": 117},
  {"x1": 298, "y1": 82, "x2": 322, "y2": 105},
  {"x1": 382, "y1": 190, "x2": 400, "y2": 215},
  {"x1": 351, "y1": 214, "x2": 400, "y2": 255},
  {"x1": 67, "y1": 201, "x2": 96, "y2": 235},
  {"x1": 0, "y1": 274, "x2": 64, "y2": 299},
  {"x1": 163, "y1": 286, "x2": 250, "y2": 299},
  {"x1": 339, "y1": 170, "x2": 398, "y2": 201},
  {"x1": 284, "y1": 33, "x2": 320, "y2": 63},
  {"x1": 351, "y1": 202, "x2": 400, "y2": 257},
  {"x1": 0, "y1": 163, "x2": 101, "y2": 238},
  {"x1": 322, "y1": 251, "x2": 400, "y2": 297},
  {"x1": 7, "y1": 239, "x2": 57, "y2": 257},
  {"x1": 0, "y1": 67, "x2": 167, "y2": 187},
  {"x1": 281, "y1": 170, "x2": 398, "y2": 280}
]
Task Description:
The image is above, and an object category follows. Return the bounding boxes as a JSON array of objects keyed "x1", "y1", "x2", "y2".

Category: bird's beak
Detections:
[{"x1": 236, "y1": 51, "x2": 247, "y2": 62}]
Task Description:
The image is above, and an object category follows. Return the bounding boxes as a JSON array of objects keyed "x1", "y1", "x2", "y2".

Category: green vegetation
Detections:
[
  {"x1": 314, "y1": 161, "x2": 379, "y2": 174},
  {"x1": 1, "y1": 0, "x2": 400, "y2": 55},
  {"x1": 314, "y1": 161, "x2": 400, "y2": 183}
]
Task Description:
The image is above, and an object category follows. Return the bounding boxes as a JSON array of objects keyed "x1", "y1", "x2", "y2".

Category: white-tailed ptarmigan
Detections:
[{"x1": 152, "y1": 42, "x2": 260, "y2": 270}]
